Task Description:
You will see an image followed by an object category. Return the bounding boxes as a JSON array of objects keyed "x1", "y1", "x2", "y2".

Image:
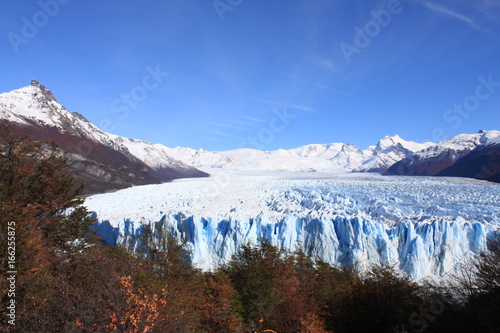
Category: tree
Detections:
[
  {"x1": 0, "y1": 120, "x2": 95, "y2": 256},
  {"x1": 0, "y1": 120, "x2": 96, "y2": 331},
  {"x1": 222, "y1": 239, "x2": 327, "y2": 332},
  {"x1": 201, "y1": 272, "x2": 243, "y2": 332},
  {"x1": 299, "y1": 313, "x2": 331, "y2": 333},
  {"x1": 105, "y1": 275, "x2": 168, "y2": 333},
  {"x1": 432, "y1": 237, "x2": 500, "y2": 333},
  {"x1": 136, "y1": 222, "x2": 205, "y2": 332},
  {"x1": 222, "y1": 240, "x2": 285, "y2": 330},
  {"x1": 309, "y1": 260, "x2": 352, "y2": 332},
  {"x1": 331, "y1": 264, "x2": 422, "y2": 333}
]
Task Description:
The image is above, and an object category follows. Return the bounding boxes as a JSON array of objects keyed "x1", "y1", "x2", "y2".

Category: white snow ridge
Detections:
[
  {"x1": 161, "y1": 135, "x2": 435, "y2": 173},
  {"x1": 86, "y1": 170, "x2": 500, "y2": 281}
]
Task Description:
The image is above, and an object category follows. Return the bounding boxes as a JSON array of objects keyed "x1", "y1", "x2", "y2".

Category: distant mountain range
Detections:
[
  {"x1": 387, "y1": 131, "x2": 500, "y2": 183},
  {"x1": 162, "y1": 134, "x2": 435, "y2": 173},
  {"x1": 0, "y1": 80, "x2": 498, "y2": 194},
  {"x1": 165, "y1": 131, "x2": 500, "y2": 183}
]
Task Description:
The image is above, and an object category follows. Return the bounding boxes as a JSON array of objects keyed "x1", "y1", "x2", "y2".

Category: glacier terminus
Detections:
[{"x1": 86, "y1": 170, "x2": 500, "y2": 281}]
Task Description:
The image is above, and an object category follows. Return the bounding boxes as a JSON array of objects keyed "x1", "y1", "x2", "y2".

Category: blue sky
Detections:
[{"x1": 1, "y1": 0, "x2": 500, "y2": 151}]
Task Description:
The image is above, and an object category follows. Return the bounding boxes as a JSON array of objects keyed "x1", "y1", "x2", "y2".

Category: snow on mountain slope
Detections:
[
  {"x1": 418, "y1": 131, "x2": 500, "y2": 159},
  {"x1": 380, "y1": 134, "x2": 433, "y2": 152},
  {"x1": 482, "y1": 130, "x2": 500, "y2": 145},
  {"x1": 86, "y1": 171, "x2": 500, "y2": 280},
  {"x1": 162, "y1": 146, "x2": 347, "y2": 172},
  {"x1": 164, "y1": 135, "x2": 433, "y2": 173},
  {"x1": 438, "y1": 138, "x2": 500, "y2": 183},
  {"x1": 0, "y1": 80, "x2": 126, "y2": 153},
  {"x1": 0, "y1": 81, "x2": 207, "y2": 190},
  {"x1": 165, "y1": 132, "x2": 498, "y2": 175},
  {"x1": 108, "y1": 134, "x2": 208, "y2": 178},
  {"x1": 3, "y1": 81, "x2": 497, "y2": 181},
  {"x1": 285, "y1": 143, "x2": 365, "y2": 170},
  {"x1": 357, "y1": 135, "x2": 434, "y2": 172},
  {"x1": 487, "y1": 135, "x2": 500, "y2": 146},
  {"x1": 287, "y1": 142, "x2": 357, "y2": 159},
  {"x1": 387, "y1": 130, "x2": 500, "y2": 178}
]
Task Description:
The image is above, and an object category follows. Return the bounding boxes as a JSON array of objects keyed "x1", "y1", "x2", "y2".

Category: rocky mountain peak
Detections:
[{"x1": 30, "y1": 79, "x2": 57, "y2": 102}]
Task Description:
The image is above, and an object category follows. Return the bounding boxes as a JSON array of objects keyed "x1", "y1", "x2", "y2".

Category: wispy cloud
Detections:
[
  {"x1": 419, "y1": 1, "x2": 493, "y2": 34},
  {"x1": 224, "y1": 118, "x2": 261, "y2": 127},
  {"x1": 208, "y1": 121, "x2": 250, "y2": 132},
  {"x1": 256, "y1": 98, "x2": 319, "y2": 114},
  {"x1": 211, "y1": 130, "x2": 242, "y2": 139},
  {"x1": 305, "y1": 55, "x2": 336, "y2": 72},
  {"x1": 474, "y1": 0, "x2": 500, "y2": 20},
  {"x1": 205, "y1": 136, "x2": 223, "y2": 142},
  {"x1": 208, "y1": 115, "x2": 268, "y2": 142},
  {"x1": 308, "y1": 82, "x2": 351, "y2": 96},
  {"x1": 209, "y1": 115, "x2": 268, "y2": 131},
  {"x1": 241, "y1": 115, "x2": 268, "y2": 124}
]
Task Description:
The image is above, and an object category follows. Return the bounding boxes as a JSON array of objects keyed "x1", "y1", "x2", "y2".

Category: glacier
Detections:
[{"x1": 85, "y1": 170, "x2": 500, "y2": 280}]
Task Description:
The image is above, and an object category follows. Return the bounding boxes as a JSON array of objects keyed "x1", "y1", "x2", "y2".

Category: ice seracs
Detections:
[{"x1": 86, "y1": 171, "x2": 500, "y2": 281}]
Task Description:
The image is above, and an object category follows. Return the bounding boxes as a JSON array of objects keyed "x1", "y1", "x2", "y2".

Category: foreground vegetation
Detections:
[{"x1": 1, "y1": 120, "x2": 499, "y2": 332}]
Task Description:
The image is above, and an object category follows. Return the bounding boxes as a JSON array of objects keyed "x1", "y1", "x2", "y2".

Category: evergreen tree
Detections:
[
  {"x1": 331, "y1": 263, "x2": 422, "y2": 333},
  {"x1": 0, "y1": 120, "x2": 96, "y2": 331},
  {"x1": 201, "y1": 272, "x2": 243, "y2": 332},
  {"x1": 0, "y1": 120, "x2": 95, "y2": 256}
]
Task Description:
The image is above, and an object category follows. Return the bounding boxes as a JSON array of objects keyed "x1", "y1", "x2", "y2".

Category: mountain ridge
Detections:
[
  {"x1": 0, "y1": 80, "x2": 208, "y2": 194},
  {"x1": 386, "y1": 130, "x2": 500, "y2": 182},
  {"x1": 1, "y1": 80, "x2": 499, "y2": 186},
  {"x1": 161, "y1": 131, "x2": 499, "y2": 176}
]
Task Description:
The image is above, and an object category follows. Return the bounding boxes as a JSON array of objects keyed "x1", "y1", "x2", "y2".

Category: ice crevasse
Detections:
[{"x1": 86, "y1": 171, "x2": 500, "y2": 281}]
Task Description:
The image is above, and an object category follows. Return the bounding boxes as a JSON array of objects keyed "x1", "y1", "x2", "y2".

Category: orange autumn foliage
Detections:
[{"x1": 105, "y1": 276, "x2": 167, "y2": 333}]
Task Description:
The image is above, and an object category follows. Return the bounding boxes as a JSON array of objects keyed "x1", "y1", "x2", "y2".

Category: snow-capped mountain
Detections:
[
  {"x1": 0, "y1": 80, "x2": 207, "y2": 194},
  {"x1": 145, "y1": 128, "x2": 499, "y2": 183},
  {"x1": 108, "y1": 134, "x2": 210, "y2": 179},
  {"x1": 0, "y1": 80, "x2": 128, "y2": 154},
  {"x1": 357, "y1": 135, "x2": 434, "y2": 172},
  {"x1": 163, "y1": 135, "x2": 433, "y2": 173},
  {"x1": 387, "y1": 130, "x2": 500, "y2": 182},
  {"x1": 86, "y1": 171, "x2": 500, "y2": 280},
  {"x1": 437, "y1": 137, "x2": 500, "y2": 183},
  {"x1": 162, "y1": 146, "x2": 347, "y2": 172},
  {"x1": 2, "y1": 80, "x2": 498, "y2": 191}
]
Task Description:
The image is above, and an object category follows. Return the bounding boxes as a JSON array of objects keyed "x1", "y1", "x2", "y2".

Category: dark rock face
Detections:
[
  {"x1": 2, "y1": 81, "x2": 209, "y2": 195},
  {"x1": 30, "y1": 79, "x2": 57, "y2": 102},
  {"x1": 386, "y1": 144, "x2": 500, "y2": 184},
  {"x1": 12, "y1": 122, "x2": 168, "y2": 195},
  {"x1": 438, "y1": 144, "x2": 500, "y2": 183},
  {"x1": 385, "y1": 148, "x2": 469, "y2": 176}
]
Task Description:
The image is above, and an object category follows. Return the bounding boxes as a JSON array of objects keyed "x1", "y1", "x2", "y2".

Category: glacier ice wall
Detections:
[
  {"x1": 87, "y1": 171, "x2": 500, "y2": 280},
  {"x1": 94, "y1": 213, "x2": 494, "y2": 280}
]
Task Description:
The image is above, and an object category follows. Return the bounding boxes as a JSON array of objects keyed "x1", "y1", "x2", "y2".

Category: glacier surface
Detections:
[{"x1": 85, "y1": 170, "x2": 500, "y2": 280}]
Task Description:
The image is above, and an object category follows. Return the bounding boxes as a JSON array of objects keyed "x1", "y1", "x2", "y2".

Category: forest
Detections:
[{"x1": 1, "y1": 119, "x2": 499, "y2": 333}]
